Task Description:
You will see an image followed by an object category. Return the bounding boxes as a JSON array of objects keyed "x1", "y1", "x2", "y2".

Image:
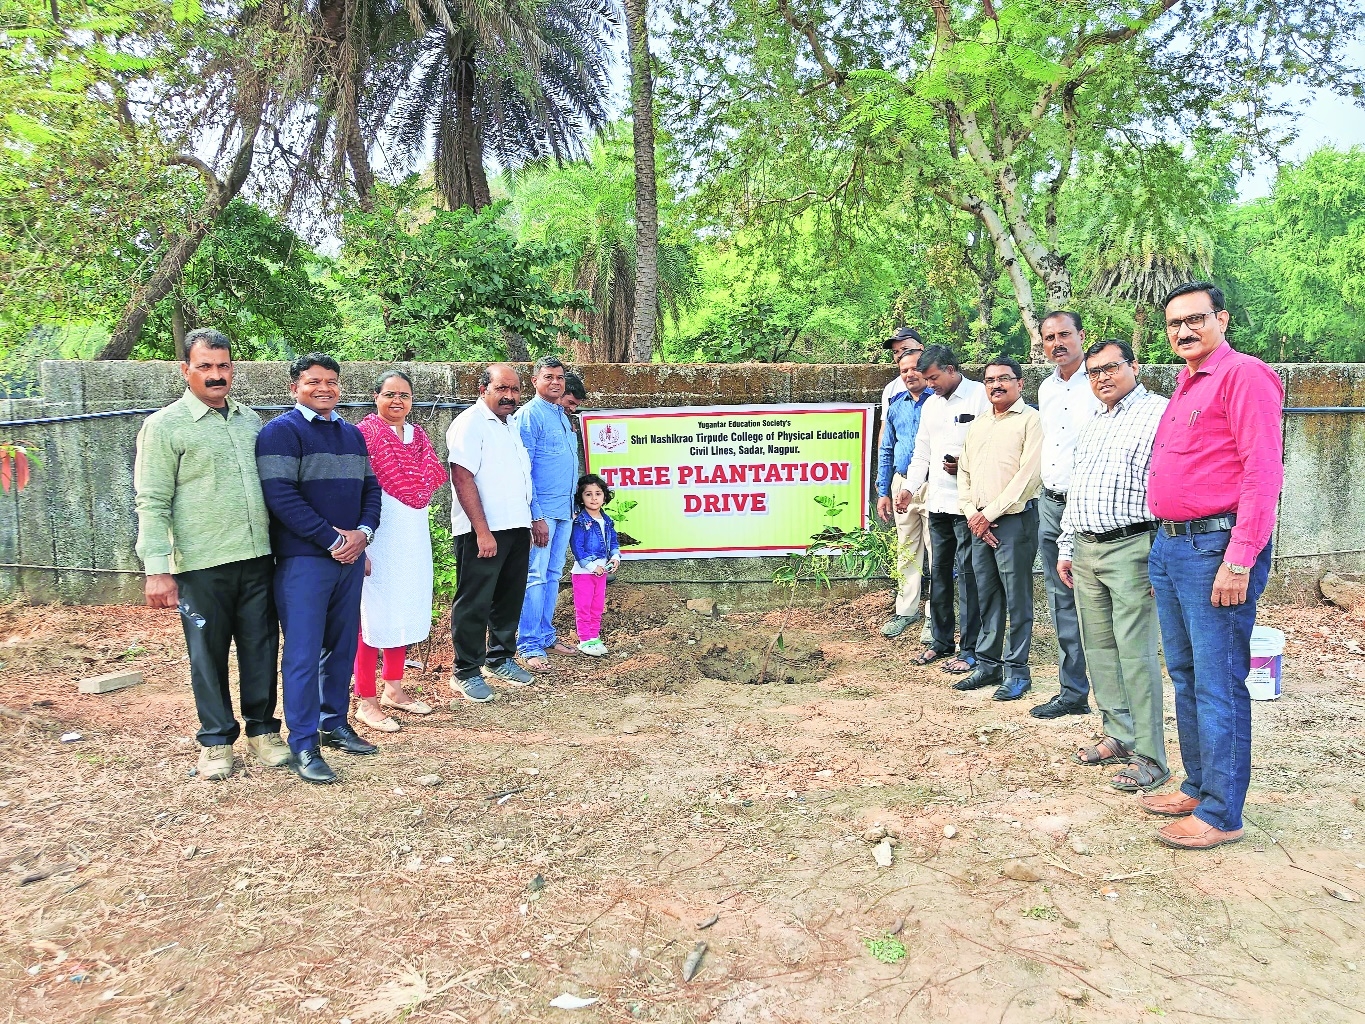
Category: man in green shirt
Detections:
[{"x1": 134, "y1": 328, "x2": 289, "y2": 780}]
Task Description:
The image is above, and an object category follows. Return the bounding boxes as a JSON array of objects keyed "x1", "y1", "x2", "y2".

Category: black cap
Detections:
[{"x1": 883, "y1": 326, "x2": 922, "y2": 350}]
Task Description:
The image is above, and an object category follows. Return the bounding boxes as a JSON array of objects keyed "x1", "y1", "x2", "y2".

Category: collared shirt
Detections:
[
  {"x1": 294, "y1": 402, "x2": 341, "y2": 422},
  {"x1": 880, "y1": 374, "x2": 907, "y2": 420},
  {"x1": 1038, "y1": 365, "x2": 1104, "y2": 492},
  {"x1": 1058, "y1": 384, "x2": 1167, "y2": 560},
  {"x1": 876, "y1": 387, "x2": 933, "y2": 498},
  {"x1": 902, "y1": 377, "x2": 991, "y2": 515},
  {"x1": 446, "y1": 400, "x2": 533, "y2": 536},
  {"x1": 134, "y1": 390, "x2": 272, "y2": 575},
  {"x1": 958, "y1": 396, "x2": 1043, "y2": 521},
  {"x1": 1147, "y1": 342, "x2": 1285, "y2": 567},
  {"x1": 514, "y1": 394, "x2": 578, "y2": 521}
]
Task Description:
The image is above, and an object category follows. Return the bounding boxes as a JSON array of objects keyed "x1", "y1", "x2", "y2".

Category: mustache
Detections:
[{"x1": 204, "y1": 378, "x2": 228, "y2": 388}]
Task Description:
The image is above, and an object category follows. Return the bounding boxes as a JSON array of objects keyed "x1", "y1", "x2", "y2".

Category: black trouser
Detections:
[
  {"x1": 451, "y1": 528, "x2": 531, "y2": 680},
  {"x1": 927, "y1": 512, "x2": 980, "y2": 657},
  {"x1": 971, "y1": 504, "x2": 1040, "y2": 680},
  {"x1": 174, "y1": 555, "x2": 279, "y2": 747}
]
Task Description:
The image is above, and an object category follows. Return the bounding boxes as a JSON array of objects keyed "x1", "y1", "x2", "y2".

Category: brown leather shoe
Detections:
[
  {"x1": 1155, "y1": 816, "x2": 1244, "y2": 850},
  {"x1": 1138, "y1": 791, "x2": 1200, "y2": 817}
]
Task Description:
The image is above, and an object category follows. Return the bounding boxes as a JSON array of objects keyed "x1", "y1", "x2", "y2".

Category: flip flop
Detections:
[
  {"x1": 940, "y1": 654, "x2": 977, "y2": 674},
  {"x1": 913, "y1": 647, "x2": 944, "y2": 666},
  {"x1": 524, "y1": 656, "x2": 552, "y2": 672}
]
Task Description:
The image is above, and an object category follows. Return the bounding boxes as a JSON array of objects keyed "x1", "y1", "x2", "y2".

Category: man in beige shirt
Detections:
[{"x1": 954, "y1": 356, "x2": 1043, "y2": 701}]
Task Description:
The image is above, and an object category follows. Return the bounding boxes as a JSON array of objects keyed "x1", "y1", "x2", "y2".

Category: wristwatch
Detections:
[
  {"x1": 358, "y1": 525, "x2": 374, "y2": 544},
  {"x1": 1223, "y1": 561, "x2": 1249, "y2": 574}
]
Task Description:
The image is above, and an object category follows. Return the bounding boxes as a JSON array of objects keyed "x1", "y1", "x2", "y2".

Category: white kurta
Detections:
[{"x1": 359, "y1": 424, "x2": 435, "y2": 648}]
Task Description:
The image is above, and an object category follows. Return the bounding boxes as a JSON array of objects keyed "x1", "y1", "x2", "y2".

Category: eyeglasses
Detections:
[
  {"x1": 378, "y1": 392, "x2": 412, "y2": 401},
  {"x1": 1085, "y1": 360, "x2": 1132, "y2": 380},
  {"x1": 982, "y1": 375, "x2": 1019, "y2": 386},
  {"x1": 1165, "y1": 311, "x2": 1222, "y2": 333}
]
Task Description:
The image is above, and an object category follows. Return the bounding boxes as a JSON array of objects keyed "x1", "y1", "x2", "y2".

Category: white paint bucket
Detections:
[{"x1": 1246, "y1": 625, "x2": 1285, "y2": 701}]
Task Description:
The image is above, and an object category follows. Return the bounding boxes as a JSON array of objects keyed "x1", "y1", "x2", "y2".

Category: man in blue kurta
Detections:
[
  {"x1": 514, "y1": 357, "x2": 579, "y2": 670},
  {"x1": 256, "y1": 353, "x2": 383, "y2": 784}
]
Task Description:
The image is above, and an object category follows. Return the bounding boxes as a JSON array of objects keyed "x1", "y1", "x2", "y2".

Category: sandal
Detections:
[
  {"x1": 1110, "y1": 756, "x2": 1171, "y2": 793},
  {"x1": 941, "y1": 653, "x2": 977, "y2": 674},
  {"x1": 914, "y1": 647, "x2": 946, "y2": 666},
  {"x1": 356, "y1": 705, "x2": 400, "y2": 732},
  {"x1": 1073, "y1": 735, "x2": 1131, "y2": 766},
  {"x1": 380, "y1": 696, "x2": 433, "y2": 715}
]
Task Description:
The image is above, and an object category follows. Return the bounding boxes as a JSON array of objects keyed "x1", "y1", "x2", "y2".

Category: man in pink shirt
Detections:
[{"x1": 1142, "y1": 282, "x2": 1284, "y2": 850}]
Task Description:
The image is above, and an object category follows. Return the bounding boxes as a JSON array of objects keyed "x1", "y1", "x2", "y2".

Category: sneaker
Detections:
[
  {"x1": 577, "y1": 639, "x2": 608, "y2": 657},
  {"x1": 246, "y1": 732, "x2": 291, "y2": 767},
  {"x1": 483, "y1": 660, "x2": 534, "y2": 686},
  {"x1": 197, "y1": 743, "x2": 234, "y2": 781},
  {"x1": 455, "y1": 675, "x2": 495, "y2": 703},
  {"x1": 880, "y1": 613, "x2": 921, "y2": 638}
]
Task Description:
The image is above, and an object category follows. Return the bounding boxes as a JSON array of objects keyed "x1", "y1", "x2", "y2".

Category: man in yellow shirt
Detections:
[{"x1": 954, "y1": 356, "x2": 1043, "y2": 701}]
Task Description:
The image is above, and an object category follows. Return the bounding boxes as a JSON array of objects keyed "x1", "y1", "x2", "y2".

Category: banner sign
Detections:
[{"x1": 579, "y1": 403, "x2": 873, "y2": 559}]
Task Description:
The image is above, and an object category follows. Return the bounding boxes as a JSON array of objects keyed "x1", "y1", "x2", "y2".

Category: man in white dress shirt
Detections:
[
  {"x1": 446, "y1": 363, "x2": 536, "y2": 703},
  {"x1": 901, "y1": 345, "x2": 991, "y2": 675},
  {"x1": 1031, "y1": 311, "x2": 1104, "y2": 719}
]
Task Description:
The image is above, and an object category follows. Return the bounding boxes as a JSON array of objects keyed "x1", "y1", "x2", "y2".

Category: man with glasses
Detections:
[
  {"x1": 1057, "y1": 340, "x2": 1168, "y2": 794},
  {"x1": 902, "y1": 345, "x2": 990, "y2": 674},
  {"x1": 1143, "y1": 282, "x2": 1284, "y2": 850},
  {"x1": 1031, "y1": 312, "x2": 1102, "y2": 720},
  {"x1": 876, "y1": 346, "x2": 934, "y2": 637},
  {"x1": 953, "y1": 357, "x2": 1042, "y2": 701}
]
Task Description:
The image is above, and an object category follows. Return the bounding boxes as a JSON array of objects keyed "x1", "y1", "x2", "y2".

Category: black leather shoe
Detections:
[
  {"x1": 992, "y1": 677, "x2": 1033, "y2": 701},
  {"x1": 319, "y1": 723, "x2": 379, "y2": 755},
  {"x1": 1029, "y1": 694, "x2": 1091, "y2": 719},
  {"x1": 953, "y1": 667, "x2": 1003, "y2": 691},
  {"x1": 290, "y1": 746, "x2": 337, "y2": 784}
]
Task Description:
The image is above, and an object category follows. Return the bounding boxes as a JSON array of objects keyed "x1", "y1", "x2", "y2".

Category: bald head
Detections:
[{"x1": 479, "y1": 362, "x2": 522, "y2": 421}]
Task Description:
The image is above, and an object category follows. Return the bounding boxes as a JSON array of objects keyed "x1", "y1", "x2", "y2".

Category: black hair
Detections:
[
  {"x1": 1040, "y1": 310, "x2": 1083, "y2": 333},
  {"x1": 563, "y1": 371, "x2": 587, "y2": 400},
  {"x1": 1084, "y1": 338, "x2": 1136, "y2": 365},
  {"x1": 478, "y1": 367, "x2": 492, "y2": 390},
  {"x1": 984, "y1": 355, "x2": 1023, "y2": 380},
  {"x1": 916, "y1": 344, "x2": 959, "y2": 374},
  {"x1": 1162, "y1": 281, "x2": 1225, "y2": 312},
  {"x1": 289, "y1": 352, "x2": 341, "y2": 381},
  {"x1": 184, "y1": 327, "x2": 231, "y2": 360},
  {"x1": 575, "y1": 473, "x2": 613, "y2": 510},
  {"x1": 895, "y1": 347, "x2": 921, "y2": 366},
  {"x1": 533, "y1": 356, "x2": 566, "y2": 375},
  {"x1": 373, "y1": 369, "x2": 414, "y2": 394}
]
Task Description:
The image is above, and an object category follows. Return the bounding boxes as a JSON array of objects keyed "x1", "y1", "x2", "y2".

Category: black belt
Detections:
[
  {"x1": 1078, "y1": 522, "x2": 1157, "y2": 544},
  {"x1": 1159, "y1": 513, "x2": 1237, "y2": 537},
  {"x1": 1042, "y1": 488, "x2": 1067, "y2": 503}
]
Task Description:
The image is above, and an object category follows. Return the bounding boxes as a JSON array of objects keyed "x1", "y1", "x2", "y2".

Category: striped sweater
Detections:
[{"x1": 255, "y1": 408, "x2": 382, "y2": 559}]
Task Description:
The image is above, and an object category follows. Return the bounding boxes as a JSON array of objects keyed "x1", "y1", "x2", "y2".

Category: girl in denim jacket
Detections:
[{"x1": 569, "y1": 474, "x2": 621, "y2": 655}]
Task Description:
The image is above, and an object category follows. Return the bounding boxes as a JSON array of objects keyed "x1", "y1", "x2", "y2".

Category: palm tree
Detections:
[
  {"x1": 383, "y1": 0, "x2": 617, "y2": 212},
  {"x1": 508, "y1": 126, "x2": 697, "y2": 361},
  {"x1": 622, "y1": 0, "x2": 657, "y2": 362}
]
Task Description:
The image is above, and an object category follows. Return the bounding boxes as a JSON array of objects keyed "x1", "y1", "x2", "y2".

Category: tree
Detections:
[
  {"x1": 623, "y1": 0, "x2": 659, "y2": 361},
  {"x1": 660, "y1": 0, "x2": 1365, "y2": 359},
  {"x1": 508, "y1": 127, "x2": 698, "y2": 361},
  {"x1": 331, "y1": 180, "x2": 589, "y2": 362}
]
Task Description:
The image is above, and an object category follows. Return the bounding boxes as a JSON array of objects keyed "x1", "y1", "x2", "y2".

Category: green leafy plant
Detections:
[
  {"x1": 1021, "y1": 906, "x2": 1060, "y2": 921},
  {"x1": 603, "y1": 497, "x2": 640, "y2": 546},
  {"x1": 429, "y1": 507, "x2": 459, "y2": 620},
  {"x1": 863, "y1": 936, "x2": 907, "y2": 964}
]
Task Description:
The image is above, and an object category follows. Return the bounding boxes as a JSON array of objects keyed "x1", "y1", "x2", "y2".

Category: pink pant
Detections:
[
  {"x1": 571, "y1": 573, "x2": 607, "y2": 641},
  {"x1": 353, "y1": 630, "x2": 406, "y2": 698}
]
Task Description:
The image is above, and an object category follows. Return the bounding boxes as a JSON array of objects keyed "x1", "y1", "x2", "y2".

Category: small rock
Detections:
[
  {"x1": 491, "y1": 838, "x2": 508, "y2": 851},
  {"x1": 872, "y1": 839, "x2": 894, "y2": 868},
  {"x1": 889, "y1": 917, "x2": 905, "y2": 935},
  {"x1": 864, "y1": 823, "x2": 888, "y2": 843},
  {"x1": 1099, "y1": 939, "x2": 1116, "y2": 950},
  {"x1": 622, "y1": 725, "x2": 640, "y2": 735},
  {"x1": 1321, "y1": 572, "x2": 1365, "y2": 613},
  {"x1": 1002, "y1": 860, "x2": 1041, "y2": 882},
  {"x1": 528, "y1": 873, "x2": 545, "y2": 892},
  {"x1": 815, "y1": 769, "x2": 834, "y2": 779},
  {"x1": 685, "y1": 598, "x2": 717, "y2": 617},
  {"x1": 300, "y1": 996, "x2": 329, "y2": 1012},
  {"x1": 1056, "y1": 986, "x2": 1087, "y2": 1003},
  {"x1": 416, "y1": 774, "x2": 443, "y2": 787},
  {"x1": 521, "y1": 766, "x2": 539, "y2": 776},
  {"x1": 942, "y1": 824, "x2": 958, "y2": 839},
  {"x1": 436, "y1": 855, "x2": 454, "y2": 864},
  {"x1": 183, "y1": 845, "x2": 197, "y2": 860},
  {"x1": 682, "y1": 941, "x2": 708, "y2": 982},
  {"x1": 696, "y1": 913, "x2": 719, "y2": 930},
  {"x1": 1070, "y1": 837, "x2": 1091, "y2": 856},
  {"x1": 59, "y1": 732, "x2": 83, "y2": 743}
]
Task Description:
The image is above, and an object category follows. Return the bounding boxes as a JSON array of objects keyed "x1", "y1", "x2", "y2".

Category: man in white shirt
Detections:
[
  {"x1": 446, "y1": 363, "x2": 536, "y2": 702},
  {"x1": 901, "y1": 344, "x2": 991, "y2": 674},
  {"x1": 1032, "y1": 311, "x2": 1104, "y2": 720}
]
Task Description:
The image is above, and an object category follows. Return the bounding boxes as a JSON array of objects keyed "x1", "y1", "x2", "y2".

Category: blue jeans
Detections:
[
  {"x1": 275, "y1": 555, "x2": 365, "y2": 754},
  {"x1": 516, "y1": 517, "x2": 572, "y2": 657},
  {"x1": 1148, "y1": 529, "x2": 1272, "y2": 832}
]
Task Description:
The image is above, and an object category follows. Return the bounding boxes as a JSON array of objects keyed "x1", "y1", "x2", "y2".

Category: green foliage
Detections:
[
  {"x1": 429, "y1": 506, "x2": 459, "y2": 622},
  {"x1": 863, "y1": 936, "x2": 907, "y2": 964},
  {"x1": 331, "y1": 181, "x2": 590, "y2": 362}
]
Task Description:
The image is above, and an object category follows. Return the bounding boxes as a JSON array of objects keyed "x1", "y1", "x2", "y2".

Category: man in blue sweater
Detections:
[{"x1": 256, "y1": 353, "x2": 383, "y2": 784}]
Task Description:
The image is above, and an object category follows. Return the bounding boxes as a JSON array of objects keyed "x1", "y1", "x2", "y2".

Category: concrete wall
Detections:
[{"x1": 2, "y1": 359, "x2": 1362, "y2": 605}]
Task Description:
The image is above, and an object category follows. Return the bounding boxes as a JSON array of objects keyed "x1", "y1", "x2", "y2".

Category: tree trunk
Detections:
[
  {"x1": 347, "y1": 121, "x2": 376, "y2": 212},
  {"x1": 172, "y1": 296, "x2": 188, "y2": 361},
  {"x1": 99, "y1": 111, "x2": 262, "y2": 360},
  {"x1": 1131, "y1": 304, "x2": 1146, "y2": 358},
  {"x1": 624, "y1": 0, "x2": 659, "y2": 364}
]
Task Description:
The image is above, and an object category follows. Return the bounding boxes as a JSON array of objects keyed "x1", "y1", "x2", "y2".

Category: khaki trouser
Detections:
[
  {"x1": 891, "y1": 472, "x2": 930, "y2": 617},
  {"x1": 1073, "y1": 530, "x2": 1167, "y2": 772}
]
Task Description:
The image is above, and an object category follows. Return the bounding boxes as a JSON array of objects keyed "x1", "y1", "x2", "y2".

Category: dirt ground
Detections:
[{"x1": 2, "y1": 586, "x2": 1364, "y2": 1024}]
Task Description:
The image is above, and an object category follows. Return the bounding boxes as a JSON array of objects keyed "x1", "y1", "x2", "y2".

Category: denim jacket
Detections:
[{"x1": 569, "y1": 509, "x2": 620, "y2": 567}]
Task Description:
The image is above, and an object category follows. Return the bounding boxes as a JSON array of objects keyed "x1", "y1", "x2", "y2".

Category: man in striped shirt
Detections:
[{"x1": 1058, "y1": 340, "x2": 1168, "y2": 795}]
